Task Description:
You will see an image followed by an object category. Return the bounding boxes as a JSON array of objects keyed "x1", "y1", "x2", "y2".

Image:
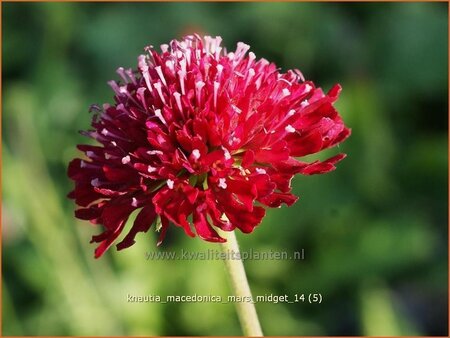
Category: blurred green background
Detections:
[{"x1": 2, "y1": 2, "x2": 448, "y2": 336}]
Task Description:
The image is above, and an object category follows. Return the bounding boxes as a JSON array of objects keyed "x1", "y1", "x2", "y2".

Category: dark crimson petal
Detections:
[
  {"x1": 183, "y1": 184, "x2": 199, "y2": 204},
  {"x1": 94, "y1": 187, "x2": 127, "y2": 197},
  {"x1": 329, "y1": 127, "x2": 351, "y2": 147},
  {"x1": 202, "y1": 149, "x2": 224, "y2": 167},
  {"x1": 266, "y1": 172, "x2": 294, "y2": 193},
  {"x1": 93, "y1": 223, "x2": 126, "y2": 258},
  {"x1": 193, "y1": 207, "x2": 226, "y2": 242},
  {"x1": 91, "y1": 231, "x2": 110, "y2": 244},
  {"x1": 224, "y1": 206, "x2": 266, "y2": 233},
  {"x1": 225, "y1": 178, "x2": 257, "y2": 211},
  {"x1": 241, "y1": 150, "x2": 255, "y2": 168},
  {"x1": 133, "y1": 163, "x2": 161, "y2": 179},
  {"x1": 205, "y1": 192, "x2": 235, "y2": 231},
  {"x1": 147, "y1": 130, "x2": 176, "y2": 152},
  {"x1": 259, "y1": 192, "x2": 299, "y2": 208},
  {"x1": 299, "y1": 153, "x2": 347, "y2": 175},
  {"x1": 68, "y1": 159, "x2": 102, "y2": 181},
  {"x1": 288, "y1": 130, "x2": 323, "y2": 157},
  {"x1": 103, "y1": 165, "x2": 137, "y2": 182},
  {"x1": 249, "y1": 174, "x2": 276, "y2": 198},
  {"x1": 152, "y1": 185, "x2": 196, "y2": 237},
  {"x1": 67, "y1": 159, "x2": 82, "y2": 179},
  {"x1": 175, "y1": 130, "x2": 194, "y2": 152},
  {"x1": 75, "y1": 204, "x2": 104, "y2": 222},
  {"x1": 292, "y1": 101, "x2": 336, "y2": 128},
  {"x1": 272, "y1": 157, "x2": 308, "y2": 175},
  {"x1": 116, "y1": 204, "x2": 157, "y2": 250},
  {"x1": 192, "y1": 118, "x2": 209, "y2": 142},
  {"x1": 152, "y1": 187, "x2": 172, "y2": 214},
  {"x1": 206, "y1": 121, "x2": 222, "y2": 147},
  {"x1": 70, "y1": 182, "x2": 104, "y2": 207},
  {"x1": 226, "y1": 177, "x2": 258, "y2": 197},
  {"x1": 254, "y1": 140, "x2": 290, "y2": 163},
  {"x1": 101, "y1": 199, "x2": 136, "y2": 231},
  {"x1": 157, "y1": 216, "x2": 170, "y2": 246},
  {"x1": 327, "y1": 84, "x2": 342, "y2": 102},
  {"x1": 164, "y1": 201, "x2": 196, "y2": 237},
  {"x1": 91, "y1": 198, "x2": 137, "y2": 257}
]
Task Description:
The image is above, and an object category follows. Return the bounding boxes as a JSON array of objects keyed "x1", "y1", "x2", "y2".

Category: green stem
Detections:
[{"x1": 219, "y1": 230, "x2": 263, "y2": 337}]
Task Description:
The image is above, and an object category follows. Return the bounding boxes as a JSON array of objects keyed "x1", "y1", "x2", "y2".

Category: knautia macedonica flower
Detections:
[{"x1": 68, "y1": 34, "x2": 350, "y2": 258}]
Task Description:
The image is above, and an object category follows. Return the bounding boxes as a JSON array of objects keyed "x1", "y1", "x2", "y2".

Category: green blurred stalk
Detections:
[
  {"x1": 360, "y1": 281, "x2": 420, "y2": 336},
  {"x1": 220, "y1": 230, "x2": 263, "y2": 337},
  {"x1": 2, "y1": 283, "x2": 23, "y2": 335},
  {"x1": 3, "y1": 87, "x2": 122, "y2": 335}
]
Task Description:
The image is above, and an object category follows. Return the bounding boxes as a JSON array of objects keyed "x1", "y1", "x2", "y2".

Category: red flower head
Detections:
[{"x1": 68, "y1": 35, "x2": 350, "y2": 258}]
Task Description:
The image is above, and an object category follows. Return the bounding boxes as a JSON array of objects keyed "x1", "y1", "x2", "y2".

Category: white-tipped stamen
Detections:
[
  {"x1": 155, "y1": 66, "x2": 167, "y2": 87},
  {"x1": 192, "y1": 149, "x2": 201, "y2": 160},
  {"x1": 254, "y1": 76, "x2": 262, "y2": 90},
  {"x1": 215, "y1": 46, "x2": 222, "y2": 60},
  {"x1": 138, "y1": 55, "x2": 153, "y2": 93},
  {"x1": 178, "y1": 70, "x2": 186, "y2": 95},
  {"x1": 147, "y1": 150, "x2": 163, "y2": 155},
  {"x1": 255, "y1": 168, "x2": 267, "y2": 174},
  {"x1": 180, "y1": 58, "x2": 187, "y2": 73},
  {"x1": 285, "y1": 124, "x2": 296, "y2": 133},
  {"x1": 300, "y1": 99, "x2": 309, "y2": 108},
  {"x1": 157, "y1": 135, "x2": 166, "y2": 145},
  {"x1": 107, "y1": 80, "x2": 121, "y2": 96},
  {"x1": 216, "y1": 64, "x2": 224, "y2": 80},
  {"x1": 195, "y1": 81, "x2": 205, "y2": 104},
  {"x1": 116, "y1": 67, "x2": 128, "y2": 82},
  {"x1": 222, "y1": 147, "x2": 231, "y2": 160},
  {"x1": 203, "y1": 62, "x2": 211, "y2": 80},
  {"x1": 119, "y1": 86, "x2": 141, "y2": 107},
  {"x1": 154, "y1": 109, "x2": 167, "y2": 125},
  {"x1": 91, "y1": 178, "x2": 100, "y2": 187},
  {"x1": 232, "y1": 105, "x2": 242, "y2": 114},
  {"x1": 174, "y1": 92, "x2": 183, "y2": 112},
  {"x1": 213, "y1": 81, "x2": 220, "y2": 108},
  {"x1": 160, "y1": 44, "x2": 169, "y2": 53},
  {"x1": 282, "y1": 88, "x2": 291, "y2": 97},
  {"x1": 234, "y1": 42, "x2": 250, "y2": 64},
  {"x1": 153, "y1": 82, "x2": 166, "y2": 104},
  {"x1": 125, "y1": 68, "x2": 137, "y2": 85},
  {"x1": 131, "y1": 197, "x2": 138, "y2": 207},
  {"x1": 167, "y1": 179, "x2": 174, "y2": 189},
  {"x1": 136, "y1": 87, "x2": 148, "y2": 110},
  {"x1": 247, "y1": 52, "x2": 256, "y2": 69},
  {"x1": 245, "y1": 68, "x2": 255, "y2": 88},
  {"x1": 165, "y1": 60, "x2": 175, "y2": 74},
  {"x1": 218, "y1": 178, "x2": 227, "y2": 189},
  {"x1": 147, "y1": 165, "x2": 157, "y2": 173},
  {"x1": 121, "y1": 155, "x2": 131, "y2": 164},
  {"x1": 232, "y1": 136, "x2": 241, "y2": 145}
]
